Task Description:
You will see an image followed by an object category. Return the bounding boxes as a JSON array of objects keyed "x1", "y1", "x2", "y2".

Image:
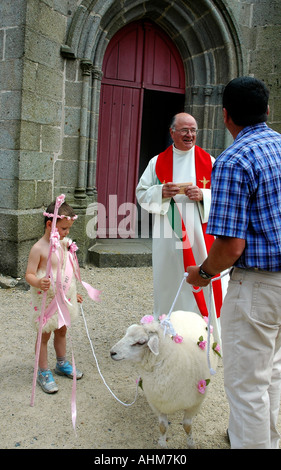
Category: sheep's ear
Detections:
[{"x1": 147, "y1": 334, "x2": 159, "y2": 355}]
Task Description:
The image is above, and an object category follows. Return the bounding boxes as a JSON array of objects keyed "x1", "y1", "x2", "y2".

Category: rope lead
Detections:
[
  {"x1": 80, "y1": 304, "x2": 139, "y2": 407},
  {"x1": 161, "y1": 269, "x2": 230, "y2": 375}
]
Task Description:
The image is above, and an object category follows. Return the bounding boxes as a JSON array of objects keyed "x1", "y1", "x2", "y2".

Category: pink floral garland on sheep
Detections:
[{"x1": 196, "y1": 317, "x2": 221, "y2": 394}]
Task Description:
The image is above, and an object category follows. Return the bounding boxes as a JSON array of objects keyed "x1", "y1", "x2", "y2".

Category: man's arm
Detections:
[{"x1": 186, "y1": 236, "x2": 246, "y2": 286}]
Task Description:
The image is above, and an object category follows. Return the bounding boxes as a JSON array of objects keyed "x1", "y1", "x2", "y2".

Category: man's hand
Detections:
[
  {"x1": 186, "y1": 266, "x2": 211, "y2": 287},
  {"x1": 186, "y1": 236, "x2": 246, "y2": 287}
]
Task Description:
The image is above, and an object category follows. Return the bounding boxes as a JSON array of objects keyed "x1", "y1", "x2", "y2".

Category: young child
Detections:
[{"x1": 26, "y1": 200, "x2": 83, "y2": 394}]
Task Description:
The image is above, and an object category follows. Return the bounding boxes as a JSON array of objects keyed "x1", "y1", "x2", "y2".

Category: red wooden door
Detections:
[
  {"x1": 97, "y1": 84, "x2": 143, "y2": 237},
  {"x1": 96, "y1": 21, "x2": 185, "y2": 238},
  {"x1": 142, "y1": 22, "x2": 185, "y2": 92}
]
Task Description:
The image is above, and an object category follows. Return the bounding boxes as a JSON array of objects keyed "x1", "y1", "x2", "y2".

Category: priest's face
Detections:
[{"x1": 170, "y1": 113, "x2": 197, "y2": 151}]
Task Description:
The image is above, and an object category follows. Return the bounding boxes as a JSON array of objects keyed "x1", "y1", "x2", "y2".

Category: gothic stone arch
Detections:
[{"x1": 61, "y1": 0, "x2": 243, "y2": 203}]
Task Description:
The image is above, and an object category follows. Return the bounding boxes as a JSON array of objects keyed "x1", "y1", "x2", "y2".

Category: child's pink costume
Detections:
[{"x1": 30, "y1": 237, "x2": 79, "y2": 333}]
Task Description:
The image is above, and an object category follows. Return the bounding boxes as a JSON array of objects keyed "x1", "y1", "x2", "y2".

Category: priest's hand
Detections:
[
  {"x1": 162, "y1": 182, "x2": 180, "y2": 198},
  {"x1": 184, "y1": 184, "x2": 203, "y2": 201},
  {"x1": 185, "y1": 266, "x2": 211, "y2": 287}
]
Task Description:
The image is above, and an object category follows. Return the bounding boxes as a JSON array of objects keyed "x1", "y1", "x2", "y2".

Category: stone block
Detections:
[
  {"x1": 0, "y1": 240, "x2": 18, "y2": 276},
  {"x1": 22, "y1": 59, "x2": 38, "y2": 93},
  {"x1": 64, "y1": 106, "x2": 81, "y2": 136},
  {"x1": 0, "y1": 209, "x2": 42, "y2": 243},
  {"x1": 0, "y1": 30, "x2": 3, "y2": 55},
  {"x1": 256, "y1": 25, "x2": 281, "y2": 49},
  {"x1": 21, "y1": 90, "x2": 62, "y2": 126},
  {"x1": 17, "y1": 211, "x2": 43, "y2": 242},
  {"x1": 24, "y1": 29, "x2": 62, "y2": 69},
  {"x1": 0, "y1": 150, "x2": 19, "y2": 178},
  {"x1": 271, "y1": 97, "x2": 281, "y2": 123},
  {"x1": 237, "y1": 3, "x2": 253, "y2": 27},
  {"x1": 61, "y1": 136, "x2": 80, "y2": 161},
  {"x1": 65, "y1": 81, "x2": 83, "y2": 107},
  {"x1": 0, "y1": 181, "x2": 18, "y2": 209},
  {"x1": 27, "y1": 1, "x2": 66, "y2": 44},
  {"x1": 36, "y1": 64, "x2": 63, "y2": 101},
  {"x1": 20, "y1": 121, "x2": 41, "y2": 151},
  {"x1": 69, "y1": 207, "x2": 98, "y2": 266},
  {"x1": 55, "y1": 159, "x2": 78, "y2": 189},
  {"x1": 19, "y1": 151, "x2": 54, "y2": 180},
  {"x1": 1, "y1": 120, "x2": 21, "y2": 149},
  {"x1": 0, "y1": 238, "x2": 36, "y2": 277},
  {"x1": 37, "y1": 1, "x2": 67, "y2": 44},
  {"x1": 0, "y1": 58, "x2": 23, "y2": 91},
  {"x1": 65, "y1": 60, "x2": 80, "y2": 81},
  {"x1": 0, "y1": 91, "x2": 22, "y2": 120},
  {"x1": 18, "y1": 180, "x2": 36, "y2": 210},
  {"x1": 36, "y1": 181, "x2": 53, "y2": 208},
  {"x1": 23, "y1": 60, "x2": 64, "y2": 103},
  {"x1": 0, "y1": 0, "x2": 26, "y2": 28},
  {"x1": 4, "y1": 26, "x2": 25, "y2": 59},
  {"x1": 53, "y1": 0, "x2": 70, "y2": 16},
  {"x1": 88, "y1": 239, "x2": 152, "y2": 268},
  {"x1": 213, "y1": 130, "x2": 226, "y2": 157},
  {"x1": 252, "y1": 2, "x2": 281, "y2": 27},
  {"x1": 41, "y1": 125, "x2": 61, "y2": 153},
  {"x1": 249, "y1": 49, "x2": 274, "y2": 76},
  {"x1": 0, "y1": 211, "x2": 17, "y2": 241}
]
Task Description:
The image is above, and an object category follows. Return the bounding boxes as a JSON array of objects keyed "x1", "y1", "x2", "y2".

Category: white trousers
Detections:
[{"x1": 221, "y1": 267, "x2": 281, "y2": 449}]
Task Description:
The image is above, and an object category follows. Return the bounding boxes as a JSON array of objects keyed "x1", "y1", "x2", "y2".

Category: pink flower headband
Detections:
[{"x1": 43, "y1": 211, "x2": 78, "y2": 221}]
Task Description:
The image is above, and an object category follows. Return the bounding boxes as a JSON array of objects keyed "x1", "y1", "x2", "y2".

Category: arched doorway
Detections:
[{"x1": 96, "y1": 21, "x2": 185, "y2": 238}]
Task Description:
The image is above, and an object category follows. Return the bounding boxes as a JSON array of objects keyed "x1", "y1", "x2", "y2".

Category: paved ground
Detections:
[{"x1": 1, "y1": 265, "x2": 279, "y2": 452}]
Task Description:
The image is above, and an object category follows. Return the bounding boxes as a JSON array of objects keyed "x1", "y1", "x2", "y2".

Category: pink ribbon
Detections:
[
  {"x1": 65, "y1": 240, "x2": 101, "y2": 301},
  {"x1": 71, "y1": 351, "x2": 77, "y2": 432}
]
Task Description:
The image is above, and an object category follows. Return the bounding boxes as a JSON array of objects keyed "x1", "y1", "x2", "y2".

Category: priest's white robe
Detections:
[{"x1": 136, "y1": 145, "x2": 228, "y2": 344}]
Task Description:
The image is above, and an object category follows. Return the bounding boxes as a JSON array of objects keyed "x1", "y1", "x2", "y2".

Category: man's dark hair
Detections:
[{"x1": 223, "y1": 76, "x2": 269, "y2": 126}]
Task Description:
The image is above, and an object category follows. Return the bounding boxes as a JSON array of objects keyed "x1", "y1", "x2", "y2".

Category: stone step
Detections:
[{"x1": 88, "y1": 239, "x2": 152, "y2": 268}]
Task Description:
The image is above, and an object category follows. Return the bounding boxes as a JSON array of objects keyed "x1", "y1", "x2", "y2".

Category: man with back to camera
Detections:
[{"x1": 186, "y1": 76, "x2": 281, "y2": 449}]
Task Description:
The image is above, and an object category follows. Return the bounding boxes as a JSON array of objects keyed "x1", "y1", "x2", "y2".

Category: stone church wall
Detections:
[{"x1": 0, "y1": 0, "x2": 280, "y2": 276}]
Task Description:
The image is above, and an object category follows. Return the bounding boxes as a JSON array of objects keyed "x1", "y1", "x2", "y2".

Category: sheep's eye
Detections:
[{"x1": 133, "y1": 339, "x2": 146, "y2": 346}]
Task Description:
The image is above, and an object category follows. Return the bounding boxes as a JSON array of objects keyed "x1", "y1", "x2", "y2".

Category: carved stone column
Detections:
[
  {"x1": 87, "y1": 65, "x2": 103, "y2": 196},
  {"x1": 202, "y1": 85, "x2": 213, "y2": 149},
  {"x1": 74, "y1": 59, "x2": 93, "y2": 199}
]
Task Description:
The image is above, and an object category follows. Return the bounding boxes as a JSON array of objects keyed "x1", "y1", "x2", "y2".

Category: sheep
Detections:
[{"x1": 110, "y1": 310, "x2": 219, "y2": 448}]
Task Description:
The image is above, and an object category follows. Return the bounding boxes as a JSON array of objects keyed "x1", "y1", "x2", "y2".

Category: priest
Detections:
[{"x1": 136, "y1": 112, "x2": 227, "y2": 343}]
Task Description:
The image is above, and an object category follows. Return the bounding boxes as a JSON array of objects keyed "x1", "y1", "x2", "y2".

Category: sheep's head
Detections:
[{"x1": 110, "y1": 322, "x2": 160, "y2": 363}]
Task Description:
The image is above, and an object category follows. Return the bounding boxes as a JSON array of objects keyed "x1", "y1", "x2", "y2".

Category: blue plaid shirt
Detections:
[{"x1": 207, "y1": 123, "x2": 281, "y2": 271}]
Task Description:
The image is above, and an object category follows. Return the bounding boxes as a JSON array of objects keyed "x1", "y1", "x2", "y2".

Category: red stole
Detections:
[{"x1": 155, "y1": 145, "x2": 222, "y2": 318}]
